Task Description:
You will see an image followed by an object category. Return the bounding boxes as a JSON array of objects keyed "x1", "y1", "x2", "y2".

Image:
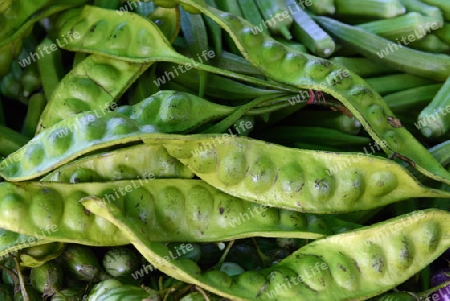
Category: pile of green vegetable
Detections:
[{"x1": 1, "y1": 0, "x2": 450, "y2": 299}]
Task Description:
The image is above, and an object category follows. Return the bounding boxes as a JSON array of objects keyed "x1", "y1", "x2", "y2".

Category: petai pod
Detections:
[
  {"x1": 176, "y1": 0, "x2": 450, "y2": 186},
  {"x1": 0, "y1": 181, "x2": 128, "y2": 246},
  {"x1": 36, "y1": 54, "x2": 150, "y2": 133},
  {"x1": 0, "y1": 0, "x2": 89, "y2": 77},
  {"x1": 41, "y1": 144, "x2": 194, "y2": 183},
  {"x1": 54, "y1": 5, "x2": 298, "y2": 93},
  {"x1": 82, "y1": 197, "x2": 450, "y2": 301},
  {"x1": 0, "y1": 111, "x2": 159, "y2": 181},
  {"x1": 0, "y1": 90, "x2": 294, "y2": 181},
  {"x1": 2, "y1": 89, "x2": 260, "y2": 181},
  {"x1": 146, "y1": 134, "x2": 450, "y2": 213},
  {"x1": 0, "y1": 179, "x2": 358, "y2": 245}
]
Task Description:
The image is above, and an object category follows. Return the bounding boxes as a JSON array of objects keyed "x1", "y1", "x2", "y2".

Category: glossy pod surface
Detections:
[
  {"x1": 84, "y1": 196, "x2": 450, "y2": 301},
  {"x1": 42, "y1": 144, "x2": 194, "y2": 182},
  {"x1": 147, "y1": 134, "x2": 450, "y2": 213},
  {"x1": 0, "y1": 180, "x2": 358, "y2": 245},
  {"x1": 0, "y1": 111, "x2": 159, "y2": 181},
  {"x1": 36, "y1": 54, "x2": 149, "y2": 133},
  {"x1": 1, "y1": 89, "x2": 293, "y2": 181},
  {"x1": 177, "y1": 0, "x2": 450, "y2": 186},
  {"x1": 0, "y1": 181, "x2": 128, "y2": 246},
  {"x1": 55, "y1": 5, "x2": 299, "y2": 93},
  {"x1": 116, "y1": 90, "x2": 237, "y2": 132}
]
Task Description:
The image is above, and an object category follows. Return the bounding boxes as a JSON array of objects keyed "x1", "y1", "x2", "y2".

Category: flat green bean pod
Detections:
[
  {"x1": 146, "y1": 134, "x2": 449, "y2": 213},
  {"x1": 36, "y1": 54, "x2": 149, "y2": 133},
  {"x1": 3, "y1": 90, "x2": 263, "y2": 181},
  {"x1": 0, "y1": 181, "x2": 128, "y2": 246},
  {"x1": 54, "y1": 5, "x2": 298, "y2": 93},
  {"x1": 176, "y1": 0, "x2": 450, "y2": 186},
  {"x1": 0, "y1": 0, "x2": 88, "y2": 77},
  {"x1": 0, "y1": 180, "x2": 358, "y2": 246},
  {"x1": 82, "y1": 198, "x2": 450, "y2": 300},
  {"x1": 41, "y1": 144, "x2": 194, "y2": 182},
  {"x1": 0, "y1": 111, "x2": 159, "y2": 181}
]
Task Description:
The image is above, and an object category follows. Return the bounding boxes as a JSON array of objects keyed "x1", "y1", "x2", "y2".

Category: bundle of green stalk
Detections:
[{"x1": 2, "y1": 0, "x2": 450, "y2": 300}]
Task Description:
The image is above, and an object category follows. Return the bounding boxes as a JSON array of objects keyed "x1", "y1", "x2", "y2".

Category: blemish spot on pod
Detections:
[
  {"x1": 67, "y1": 77, "x2": 103, "y2": 103},
  {"x1": 266, "y1": 268, "x2": 301, "y2": 298},
  {"x1": 106, "y1": 116, "x2": 140, "y2": 136},
  {"x1": 309, "y1": 176, "x2": 334, "y2": 204},
  {"x1": 291, "y1": 254, "x2": 331, "y2": 291},
  {"x1": 46, "y1": 130, "x2": 73, "y2": 158},
  {"x1": 158, "y1": 92, "x2": 191, "y2": 126},
  {"x1": 157, "y1": 186, "x2": 185, "y2": 233},
  {"x1": 415, "y1": 221, "x2": 442, "y2": 254},
  {"x1": 214, "y1": 193, "x2": 245, "y2": 225},
  {"x1": 203, "y1": 270, "x2": 233, "y2": 288},
  {"x1": 188, "y1": 147, "x2": 217, "y2": 173},
  {"x1": 240, "y1": 26, "x2": 266, "y2": 48},
  {"x1": 83, "y1": 20, "x2": 109, "y2": 47},
  {"x1": 336, "y1": 169, "x2": 364, "y2": 205},
  {"x1": 63, "y1": 191, "x2": 90, "y2": 232},
  {"x1": 184, "y1": 185, "x2": 214, "y2": 231},
  {"x1": 0, "y1": 193, "x2": 26, "y2": 223},
  {"x1": 30, "y1": 188, "x2": 63, "y2": 228},
  {"x1": 367, "y1": 104, "x2": 386, "y2": 127},
  {"x1": 21, "y1": 143, "x2": 46, "y2": 171},
  {"x1": 75, "y1": 114, "x2": 107, "y2": 141},
  {"x1": 104, "y1": 22, "x2": 132, "y2": 50},
  {"x1": 385, "y1": 236, "x2": 413, "y2": 271},
  {"x1": 279, "y1": 209, "x2": 307, "y2": 229},
  {"x1": 304, "y1": 59, "x2": 334, "y2": 80},
  {"x1": 218, "y1": 151, "x2": 248, "y2": 186},
  {"x1": 348, "y1": 85, "x2": 375, "y2": 108},
  {"x1": 357, "y1": 241, "x2": 386, "y2": 278},
  {"x1": 260, "y1": 41, "x2": 287, "y2": 64},
  {"x1": 69, "y1": 169, "x2": 101, "y2": 183},
  {"x1": 327, "y1": 251, "x2": 359, "y2": 290},
  {"x1": 244, "y1": 156, "x2": 276, "y2": 194},
  {"x1": 276, "y1": 163, "x2": 304, "y2": 202},
  {"x1": 368, "y1": 171, "x2": 398, "y2": 197},
  {"x1": 306, "y1": 215, "x2": 332, "y2": 235},
  {"x1": 123, "y1": 187, "x2": 156, "y2": 227},
  {"x1": 326, "y1": 69, "x2": 353, "y2": 90},
  {"x1": 234, "y1": 271, "x2": 266, "y2": 293}
]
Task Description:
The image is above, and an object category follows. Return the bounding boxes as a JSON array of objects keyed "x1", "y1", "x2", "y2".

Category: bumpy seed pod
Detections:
[
  {"x1": 81, "y1": 202, "x2": 450, "y2": 301},
  {"x1": 152, "y1": 134, "x2": 450, "y2": 213},
  {"x1": 0, "y1": 179, "x2": 359, "y2": 247},
  {"x1": 176, "y1": 0, "x2": 450, "y2": 185}
]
